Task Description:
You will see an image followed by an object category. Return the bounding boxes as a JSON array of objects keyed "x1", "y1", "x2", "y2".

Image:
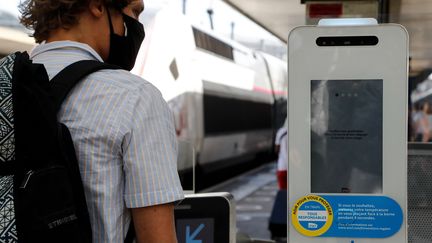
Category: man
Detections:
[{"x1": 19, "y1": 0, "x2": 184, "y2": 242}]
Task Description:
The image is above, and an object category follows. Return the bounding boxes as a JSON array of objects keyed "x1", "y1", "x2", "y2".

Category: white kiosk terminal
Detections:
[{"x1": 288, "y1": 19, "x2": 408, "y2": 243}]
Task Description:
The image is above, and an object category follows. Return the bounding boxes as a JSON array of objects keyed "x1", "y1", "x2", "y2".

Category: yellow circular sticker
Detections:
[{"x1": 291, "y1": 195, "x2": 333, "y2": 237}]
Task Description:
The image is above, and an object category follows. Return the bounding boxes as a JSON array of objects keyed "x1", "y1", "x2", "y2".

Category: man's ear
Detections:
[{"x1": 88, "y1": 0, "x2": 105, "y2": 18}]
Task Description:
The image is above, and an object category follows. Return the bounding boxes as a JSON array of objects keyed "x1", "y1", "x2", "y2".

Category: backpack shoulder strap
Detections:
[
  {"x1": 50, "y1": 60, "x2": 137, "y2": 241},
  {"x1": 50, "y1": 60, "x2": 121, "y2": 113},
  {"x1": 124, "y1": 224, "x2": 135, "y2": 243}
]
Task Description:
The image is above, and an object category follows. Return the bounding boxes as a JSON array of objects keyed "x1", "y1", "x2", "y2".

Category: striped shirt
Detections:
[{"x1": 30, "y1": 41, "x2": 184, "y2": 242}]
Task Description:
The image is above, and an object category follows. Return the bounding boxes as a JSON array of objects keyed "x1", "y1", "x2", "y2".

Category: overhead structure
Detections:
[
  {"x1": 221, "y1": 0, "x2": 389, "y2": 43},
  {"x1": 221, "y1": 0, "x2": 305, "y2": 43},
  {"x1": 222, "y1": 0, "x2": 432, "y2": 70}
]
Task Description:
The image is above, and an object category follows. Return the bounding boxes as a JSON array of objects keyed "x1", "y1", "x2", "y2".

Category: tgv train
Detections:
[
  {"x1": 0, "y1": 7, "x2": 288, "y2": 174},
  {"x1": 132, "y1": 7, "x2": 288, "y2": 173},
  {"x1": 0, "y1": 27, "x2": 34, "y2": 57},
  {"x1": 0, "y1": 10, "x2": 34, "y2": 57}
]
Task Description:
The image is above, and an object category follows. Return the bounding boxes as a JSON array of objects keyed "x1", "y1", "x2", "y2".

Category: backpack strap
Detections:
[
  {"x1": 50, "y1": 60, "x2": 137, "y2": 242},
  {"x1": 124, "y1": 223, "x2": 135, "y2": 243},
  {"x1": 0, "y1": 160, "x2": 19, "y2": 176},
  {"x1": 50, "y1": 60, "x2": 121, "y2": 113}
]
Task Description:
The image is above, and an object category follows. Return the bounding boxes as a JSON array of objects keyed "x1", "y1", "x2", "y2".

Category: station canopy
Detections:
[
  {"x1": 222, "y1": 0, "x2": 432, "y2": 71},
  {"x1": 222, "y1": 0, "x2": 304, "y2": 43}
]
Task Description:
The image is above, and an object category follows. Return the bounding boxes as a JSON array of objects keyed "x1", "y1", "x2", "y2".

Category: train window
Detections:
[{"x1": 193, "y1": 28, "x2": 234, "y2": 60}]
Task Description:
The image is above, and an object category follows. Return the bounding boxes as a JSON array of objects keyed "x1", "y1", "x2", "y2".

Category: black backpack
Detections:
[{"x1": 0, "y1": 52, "x2": 121, "y2": 242}]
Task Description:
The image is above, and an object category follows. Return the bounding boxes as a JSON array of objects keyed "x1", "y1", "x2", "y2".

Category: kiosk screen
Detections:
[{"x1": 311, "y1": 79, "x2": 383, "y2": 193}]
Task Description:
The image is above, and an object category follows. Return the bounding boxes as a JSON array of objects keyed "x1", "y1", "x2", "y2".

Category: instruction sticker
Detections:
[
  {"x1": 291, "y1": 195, "x2": 333, "y2": 236},
  {"x1": 291, "y1": 195, "x2": 403, "y2": 238}
]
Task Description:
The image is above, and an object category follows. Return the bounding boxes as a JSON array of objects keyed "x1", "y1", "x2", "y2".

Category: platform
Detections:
[{"x1": 202, "y1": 162, "x2": 286, "y2": 242}]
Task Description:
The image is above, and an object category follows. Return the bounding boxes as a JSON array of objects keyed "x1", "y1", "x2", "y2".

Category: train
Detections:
[
  {"x1": 0, "y1": 10, "x2": 34, "y2": 57},
  {"x1": 131, "y1": 6, "x2": 288, "y2": 175},
  {"x1": 0, "y1": 6, "x2": 288, "y2": 178},
  {"x1": 0, "y1": 29, "x2": 34, "y2": 58}
]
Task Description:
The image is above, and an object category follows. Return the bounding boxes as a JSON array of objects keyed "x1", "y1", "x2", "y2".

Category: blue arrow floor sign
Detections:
[
  {"x1": 176, "y1": 218, "x2": 214, "y2": 243},
  {"x1": 186, "y1": 224, "x2": 205, "y2": 243}
]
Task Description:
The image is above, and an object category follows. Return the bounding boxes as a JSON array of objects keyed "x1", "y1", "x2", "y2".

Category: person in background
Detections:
[
  {"x1": 268, "y1": 119, "x2": 288, "y2": 240},
  {"x1": 274, "y1": 119, "x2": 288, "y2": 190},
  {"x1": 414, "y1": 102, "x2": 430, "y2": 142},
  {"x1": 409, "y1": 104, "x2": 417, "y2": 142},
  {"x1": 19, "y1": 0, "x2": 184, "y2": 242}
]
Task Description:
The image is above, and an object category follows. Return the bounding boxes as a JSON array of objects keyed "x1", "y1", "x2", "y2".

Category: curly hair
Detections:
[{"x1": 19, "y1": 0, "x2": 133, "y2": 43}]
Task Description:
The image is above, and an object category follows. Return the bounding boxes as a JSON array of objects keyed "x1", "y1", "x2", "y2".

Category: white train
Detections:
[
  {"x1": 132, "y1": 7, "x2": 288, "y2": 173},
  {"x1": 0, "y1": 28, "x2": 34, "y2": 58},
  {"x1": 0, "y1": 10, "x2": 35, "y2": 57},
  {"x1": 0, "y1": 7, "x2": 288, "y2": 175}
]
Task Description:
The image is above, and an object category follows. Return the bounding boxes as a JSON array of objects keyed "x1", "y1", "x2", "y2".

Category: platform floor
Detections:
[
  {"x1": 202, "y1": 162, "x2": 286, "y2": 242},
  {"x1": 202, "y1": 161, "x2": 432, "y2": 243}
]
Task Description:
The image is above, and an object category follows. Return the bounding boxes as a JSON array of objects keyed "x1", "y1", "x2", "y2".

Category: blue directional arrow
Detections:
[{"x1": 186, "y1": 223, "x2": 205, "y2": 243}]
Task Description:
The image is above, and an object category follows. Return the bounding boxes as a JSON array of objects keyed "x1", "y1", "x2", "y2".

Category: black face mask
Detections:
[{"x1": 106, "y1": 10, "x2": 145, "y2": 70}]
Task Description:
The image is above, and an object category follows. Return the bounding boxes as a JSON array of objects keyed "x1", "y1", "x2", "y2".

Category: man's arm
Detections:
[
  {"x1": 132, "y1": 203, "x2": 178, "y2": 243},
  {"x1": 123, "y1": 85, "x2": 184, "y2": 242}
]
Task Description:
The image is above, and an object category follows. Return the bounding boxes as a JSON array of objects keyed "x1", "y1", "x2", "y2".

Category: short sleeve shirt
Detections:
[{"x1": 30, "y1": 41, "x2": 184, "y2": 242}]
